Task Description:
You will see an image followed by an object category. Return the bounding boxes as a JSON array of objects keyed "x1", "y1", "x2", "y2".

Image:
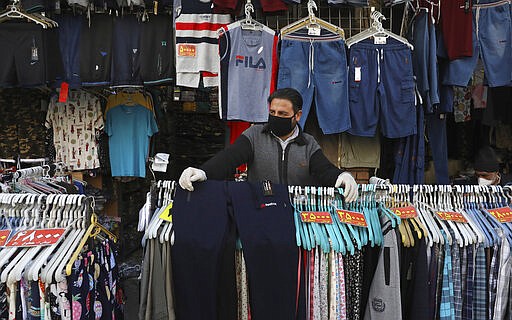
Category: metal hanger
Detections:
[{"x1": 346, "y1": 10, "x2": 413, "y2": 50}]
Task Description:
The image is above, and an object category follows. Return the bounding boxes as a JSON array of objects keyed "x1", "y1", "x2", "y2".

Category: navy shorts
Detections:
[
  {"x1": 140, "y1": 15, "x2": 173, "y2": 85},
  {"x1": 56, "y1": 14, "x2": 84, "y2": 88},
  {"x1": 112, "y1": 15, "x2": 142, "y2": 86},
  {"x1": 278, "y1": 37, "x2": 351, "y2": 134},
  {"x1": 443, "y1": 0, "x2": 512, "y2": 87},
  {"x1": 347, "y1": 38, "x2": 417, "y2": 138},
  {"x1": 80, "y1": 14, "x2": 113, "y2": 86}
]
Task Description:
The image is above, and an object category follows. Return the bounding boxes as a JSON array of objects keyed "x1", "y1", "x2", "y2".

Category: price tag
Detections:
[
  {"x1": 6, "y1": 228, "x2": 66, "y2": 247},
  {"x1": 487, "y1": 207, "x2": 512, "y2": 223},
  {"x1": 390, "y1": 206, "x2": 418, "y2": 219},
  {"x1": 58, "y1": 82, "x2": 69, "y2": 103},
  {"x1": 0, "y1": 230, "x2": 11, "y2": 246},
  {"x1": 158, "y1": 201, "x2": 173, "y2": 222},
  {"x1": 300, "y1": 211, "x2": 332, "y2": 224},
  {"x1": 355, "y1": 67, "x2": 361, "y2": 82},
  {"x1": 374, "y1": 36, "x2": 387, "y2": 45},
  {"x1": 336, "y1": 210, "x2": 368, "y2": 228},
  {"x1": 436, "y1": 211, "x2": 468, "y2": 223},
  {"x1": 307, "y1": 26, "x2": 321, "y2": 36},
  {"x1": 178, "y1": 44, "x2": 196, "y2": 57}
]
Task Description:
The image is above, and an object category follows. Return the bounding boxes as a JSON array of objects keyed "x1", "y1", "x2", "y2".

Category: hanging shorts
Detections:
[
  {"x1": 278, "y1": 37, "x2": 351, "y2": 134},
  {"x1": 347, "y1": 38, "x2": 417, "y2": 138},
  {"x1": 55, "y1": 14, "x2": 84, "y2": 88},
  {"x1": 0, "y1": 22, "x2": 53, "y2": 87},
  {"x1": 111, "y1": 15, "x2": 142, "y2": 86},
  {"x1": 443, "y1": 0, "x2": 512, "y2": 87},
  {"x1": 140, "y1": 15, "x2": 173, "y2": 85},
  {"x1": 80, "y1": 14, "x2": 113, "y2": 86}
]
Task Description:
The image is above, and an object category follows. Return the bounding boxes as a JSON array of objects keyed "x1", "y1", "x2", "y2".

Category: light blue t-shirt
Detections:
[{"x1": 105, "y1": 105, "x2": 158, "y2": 177}]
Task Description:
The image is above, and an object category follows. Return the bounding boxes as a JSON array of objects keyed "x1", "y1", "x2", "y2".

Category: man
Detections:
[
  {"x1": 179, "y1": 88, "x2": 358, "y2": 202},
  {"x1": 474, "y1": 146, "x2": 505, "y2": 186}
]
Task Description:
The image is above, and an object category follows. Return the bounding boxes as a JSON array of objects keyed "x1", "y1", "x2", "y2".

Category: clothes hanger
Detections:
[
  {"x1": 346, "y1": 10, "x2": 413, "y2": 50},
  {"x1": 0, "y1": 0, "x2": 55, "y2": 28},
  {"x1": 239, "y1": 0, "x2": 264, "y2": 31},
  {"x1": 280, "y1": 0, "x2": 344, "y2": 38}
]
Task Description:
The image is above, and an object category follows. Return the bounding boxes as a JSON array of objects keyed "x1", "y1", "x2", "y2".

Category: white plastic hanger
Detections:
[{"x1": 346, "y1": 10, "x2": 413, "y2": 50}]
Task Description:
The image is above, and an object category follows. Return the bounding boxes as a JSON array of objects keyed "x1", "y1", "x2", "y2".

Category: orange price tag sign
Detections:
[
  {"x1": 6, "y1": 228, "x2": 66, "y2": 247},
  {"x1": 178, "y1": 44, "x2": 197, "y2": 57},
  {"x1": 436, "y1": 211, "x2": 468, "y2": 223},
  {"x1": 336, "y1": 210, "x2": 368, "y2": 228},
  {"x1": 300, "y1": 211, "x2": 332, "y2": 224},
  {"x1": 0, "y1": 230, "x2": 11, "y2": 246},
  {"x1": 390, "y1": 206, "x2": 418, "y2": 219},
  {"x1": 487, "y1": 207, "x2": 512, "y2": 223}
]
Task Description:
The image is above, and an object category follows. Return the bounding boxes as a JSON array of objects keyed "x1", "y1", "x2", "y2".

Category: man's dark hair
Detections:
[
  {"x1": 267, "y1": 88, "x2": 303, "y2": 113},
  {"x1": 474, "y1": 146, "x2": 500, "y2": 172}
]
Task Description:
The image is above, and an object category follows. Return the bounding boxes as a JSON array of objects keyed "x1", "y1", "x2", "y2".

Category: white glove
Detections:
[
  {"x1": 178, "y1": 167, "x2": 207, "y2": 191},
  {"x1": 335, "y1": 172, "x2": 358, "y2": 203}
]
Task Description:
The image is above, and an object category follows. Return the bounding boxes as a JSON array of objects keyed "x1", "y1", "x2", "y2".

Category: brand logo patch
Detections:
[
  {"x1": 260, "y1": 202, "x2": 277, "y2": 208},
  {"x1": 235, "y1": 55, "x2": 266, "y2": 70},
  {"x1": 372, "y1": 298, "x2": 385, "y2": 312}
]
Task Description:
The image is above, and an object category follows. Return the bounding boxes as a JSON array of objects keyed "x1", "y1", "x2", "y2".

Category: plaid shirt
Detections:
[
  {"x1": 473, "y1": 245, "x2": 487, "y2": 320},
  {"x1": 450, "y1": 233, "x2": 463, "y2": 319},
  {"x1": 493, "y1": 230, "x2": 511, "y2": 320},
  {"x1": 439, "y1": 232, "x2": 455, "y2": 320},
  {"x1": 489, "y1": 244, "x2": 501, "y2": 319}
]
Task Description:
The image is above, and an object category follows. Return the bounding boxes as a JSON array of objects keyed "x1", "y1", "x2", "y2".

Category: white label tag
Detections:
[
  {"x1": 308, "y1": 26, "x2": 321, "y2": 36},
  {"x1": 355, "y1": 67, "x2": 361, "y2": 82},
  {"x1": 374, "y1": 36, "x2": 387, "y2": 45},
  {"x1": 31, "y1": 47, "x2": 39, "y2": 61}
]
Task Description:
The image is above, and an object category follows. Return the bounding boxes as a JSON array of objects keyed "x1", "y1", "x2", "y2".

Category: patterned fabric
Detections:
[
  {"x1": 439, "y1": 233, "x2": 455, "y2": 320},
  {"x1": 236, "y1": 250, "x2": 250, "y2": 320},
  {"x1": 489, "y1": 244, "x2": 500, "y2": 319},
  {"x1": 493, "y1": 231, "x2": 511, "y2": 320},
  {"x1": 0, "y1": 282, "x2": 7, "y2": 320},
  {"x1": 462, "y1": 245, "x2": 474, "y2": 320},
  {"x1": 313, "y1": 248, "x2": 320, "y2": 319},
  {"x1": 344, "y1": 248, "x2": 363, "y2": 320},
  {"x1": 473, "y1": 245, "x2": 487, "y2": 320},
  {"x1": 45, "y1": 90, "x2": 104, "y2": 170},
  {"x1": 449, "y1": 230, "x2": 463, "y2": 319},
  {"x1": 7, "y1": 283, "x2": 15, "y2": 320},
  {"x1": 329, "y1": 251, "x2": 336, "y2": 320},
  {"x1": 453, "y1": 86, "x2": 472, "y2": 123},
  {"x1": 460, "y1": 247, "x2": 468, "y2": 316},
  {"x1": 338, "y1": 253, "x2": 347, "y2": 320},
  {"x1": 319, "y1": 252, "x2": 328, "y2": 319}
]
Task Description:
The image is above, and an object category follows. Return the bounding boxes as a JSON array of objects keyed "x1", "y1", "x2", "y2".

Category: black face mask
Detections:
[{"x1": 268, "y1": 114, "x2": 296, "y2": 137}]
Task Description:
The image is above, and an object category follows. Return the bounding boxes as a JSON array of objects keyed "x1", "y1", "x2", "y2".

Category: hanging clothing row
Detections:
[
  {"x1": 138, "y1": 180, "x2": 512, "y2": 320},
  {"x1": 0, "y1": 193, "x2": 121, "y2": 320}
]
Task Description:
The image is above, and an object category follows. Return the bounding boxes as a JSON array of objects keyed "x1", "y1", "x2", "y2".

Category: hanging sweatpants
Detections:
[{"x1": 171, "y1": 180, "x2": 300, "y2": 320}]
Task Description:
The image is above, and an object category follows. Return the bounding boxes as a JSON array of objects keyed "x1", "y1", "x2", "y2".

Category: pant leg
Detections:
[
  {"x1": 426, "y1": 112, "x2": 450, "y2": 184},
  {"x1": 171, "y1": 180, "x2": 236, "y2": 320},
  {"x1": 229, "y1": 181, "x2": 299, "y2": 320}
]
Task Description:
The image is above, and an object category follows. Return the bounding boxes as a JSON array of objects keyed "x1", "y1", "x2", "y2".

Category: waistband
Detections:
[
  {"x1": 473, "y1": 0, "x2": 510, "y2": 8},
  {"x1": 281, "y1": 34, "x2": 345, "y2": 43},
  {"x1": 350, "y1": 38, "x2": 411, "y2": 51}
]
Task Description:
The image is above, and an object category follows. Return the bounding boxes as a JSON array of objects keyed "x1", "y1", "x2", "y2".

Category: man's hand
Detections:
[
  {"x1": 335, "y1": 172, "x2": 358, "y2": 203},
  {"x1": 178, "y1": 167, "x2": 207, "y2": 191}
]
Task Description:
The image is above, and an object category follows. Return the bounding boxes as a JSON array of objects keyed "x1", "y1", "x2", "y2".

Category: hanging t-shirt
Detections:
[
  {"x1": 105, "y1": 104, "x2": 158, "y2": 177},
  {"x1": 218, "y1": 21, "x2": 278, "y2": 123},
  {"x1": 45, "y1": 90, "x2": 103, "y2": 170},
  {"x1": 174, "y1": 1, "x2": 232, "y2": 88}
]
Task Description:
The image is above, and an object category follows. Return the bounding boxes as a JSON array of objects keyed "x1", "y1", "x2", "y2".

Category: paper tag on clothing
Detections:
[
  {"x1": 300, "y1": 211, "x2": 333, "y2": 224},
  {"x1": 487, "y1": 207, "x2": 512, "y2": 223},
  {"x1": 178, "y1": 44, "x2": 196, "y2": 57},
  {"x1": 0, "y1": 230, "x2": 11, "y2": 246},
  {"x1": 355, "y1": 67, "x2": 361, "y2": 82},
  {"x1": 374, "y1": 36, "x2": 387, "y2": 45},
  {"x1": 336, "y1": 209, "x2": 368, "y2": 227},
  {"x1": 6, "y1": 228, "x2": 65, "y2": 247},
  {"x1": 159, "y1": 201, "x2": 173, "y2": 222},
  {"x1": 308, "y1": 26, "x2": 321, "y2": 36},
  {"x1": 436, "y1": 211, "x2": 468, "y2": 223},
  {"x1": 390, "y1": 206, "x2": 418, "y2": 219},
  {"x1": 58, "y1": 82, "x2": 69, "y2": 103},
  {"x1": 31, "y1": 46, "x2": 39, "y2": 61}
]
